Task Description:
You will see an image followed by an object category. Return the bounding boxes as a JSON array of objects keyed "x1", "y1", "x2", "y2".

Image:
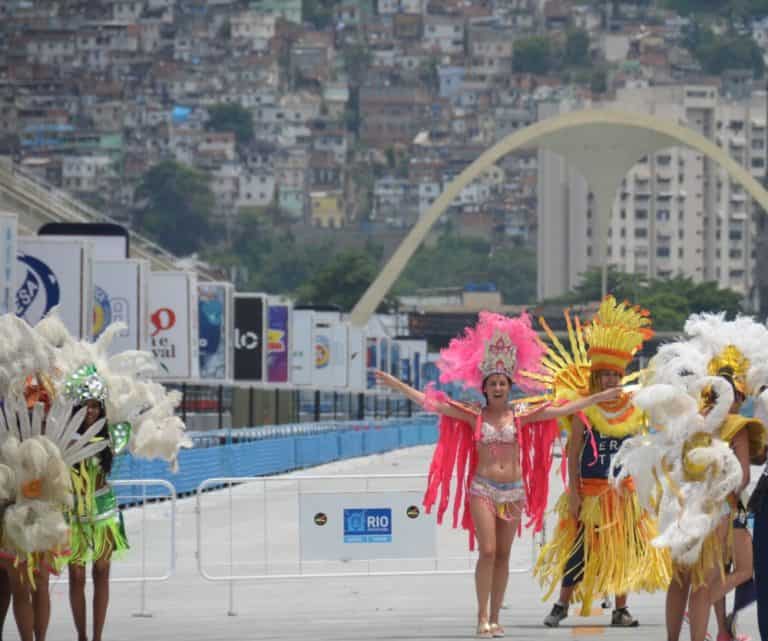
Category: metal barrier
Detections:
[
  {"x1": 111, "y1": 416, "x2": 439, "y2": 496},
  {"x1": 195, "y1": 473, "x2": 543, "y2": 615},
  {"x1": 51, "y1": 479, "x2": 177, "y2": 618}
]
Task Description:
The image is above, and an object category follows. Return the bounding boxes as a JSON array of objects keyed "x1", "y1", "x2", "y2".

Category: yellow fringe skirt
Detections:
[{"x1": 534, "y1": 477, "x2": 672, "y2": 615}]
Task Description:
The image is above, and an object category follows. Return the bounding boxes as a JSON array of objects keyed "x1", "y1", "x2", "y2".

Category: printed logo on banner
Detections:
[
  {"x1": 199, "y1": 286, "x2": 226, "y2": 379},
  {"x1": 233, "y1": 296, "x2": 264, "y2": 381},
  {"x1": 93, "y1": 286, "x2": 129, "y2": 339},
  {"x1": 150, "y1": 307, "x2": 177, "y2": 372},
  {"x1": 343, "y1": 508, "x2": 392, "y2": 543},
  {"x1": 315, "y1": 335, "x2": 330, "y2": 368},
  {"x1": 267, "y1": 304, "x2": 289, "y2": 383},
  {"x1": 15, "y1": 254, "x2": 60, "y2": 321}
]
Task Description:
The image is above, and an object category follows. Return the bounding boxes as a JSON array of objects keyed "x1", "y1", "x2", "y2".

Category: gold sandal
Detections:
[
  {"x1": 476, "y1": 622, "x2": 493, "y2": 638},
  {"x1": 490, "y1": 623, "x2": 505, "y2": 638}
]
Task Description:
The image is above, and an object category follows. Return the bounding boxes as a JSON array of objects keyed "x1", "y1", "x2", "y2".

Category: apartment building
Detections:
[{"x1": 537, "y1": 86, "x2": 768, "y2": 301}]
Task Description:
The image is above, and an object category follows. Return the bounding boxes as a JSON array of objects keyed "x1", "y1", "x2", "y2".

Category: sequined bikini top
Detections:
[{"x1": 480, "y1": 421, "x2": 518, "y2": 444}]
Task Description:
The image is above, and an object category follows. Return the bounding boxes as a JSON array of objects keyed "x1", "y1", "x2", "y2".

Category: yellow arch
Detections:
[{"x1": 349, "y1": 109, "x2": 768, "y2": 327}]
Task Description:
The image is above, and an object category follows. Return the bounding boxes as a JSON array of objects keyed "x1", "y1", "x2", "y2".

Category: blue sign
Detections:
[{"x1": 343, "y1": 508, "x2": 392, "y2": 543}]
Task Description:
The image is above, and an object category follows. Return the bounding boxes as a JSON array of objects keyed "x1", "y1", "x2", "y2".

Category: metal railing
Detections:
[
  {"x1": 51, "y1": 479, "x2": 177, "y2": 618},
  {"x1": 195, "y1": 473, "x2": 543, "y2": 615}
]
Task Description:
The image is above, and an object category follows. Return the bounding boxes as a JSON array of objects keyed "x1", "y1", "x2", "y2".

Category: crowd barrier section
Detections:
[
  {"x1": 52, "y1": 479, "x2": 176, "y2": 618},
  {"x1": 110, "y1": 416, "x2": 439, "y2": 496},
  {"x1": 195, "y1": 473, "x2": 544, "y2": 615}
]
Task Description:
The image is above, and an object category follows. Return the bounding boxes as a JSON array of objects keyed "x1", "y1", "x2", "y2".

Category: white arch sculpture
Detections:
[{"x1": 349, "y1": 109, "x2": 768, "y2": 327}]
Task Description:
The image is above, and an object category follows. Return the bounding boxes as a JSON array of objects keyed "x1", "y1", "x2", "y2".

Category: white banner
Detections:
[
  {"x1": 347, "y1": 325, "x2": 366, "y2": 392},
  {"x1": 16, "y1": 237, "x2": 93, "y2": 338},
  {"x1": 299, "y1": 491, "x2": 436, "y2": 561},
  {"x1": 93, "y1": 258, "x2": 149, "y2": 353},
  {"x1": 0, "y1": 212, "x2": 17, "y2": 315},
  {"x1": 198, "y1": 282, "x2": 234, "y2": 381},
  {"x1": 148, "y1": 271, "x2": 199, "y2": 379},
  {"x1": 291, "y1": 309, "x2": 313, "y2": 386},
  {"x1": 312, "y1": 312, "x2": 348, "y2": 389}
]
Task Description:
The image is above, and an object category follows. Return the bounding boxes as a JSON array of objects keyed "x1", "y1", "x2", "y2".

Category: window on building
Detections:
[
  {"x1": 635, "y1": 228, "x2": 648, "y2": 239},
  {"x1": 657, "y1": 209, "x2": 671, "y2": 221},
  {"x1": 636, "y1": 209, "x2": 649, "y2": 220}
]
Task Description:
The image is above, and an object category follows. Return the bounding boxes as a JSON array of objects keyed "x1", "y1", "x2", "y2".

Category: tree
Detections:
[
  {"x1": 343, "y1": 44, "x2": 372, "y2": 86},
  {"x1": 296, "y1": 249, "x2": 383, "y2": 311},
  {"x1": 206, "y1": 103, "x2": 254, "y2": 146},
  {"x1": 488, "y1": 246, "x2": 537, "y2": 304},
  {"x1": 590, "y1": 68, "x2": 608, "y2": 94},
  {"x1": 135, "y1": 161, "x2": 216, "y2": 255},
  {"x1": 512, "y1": 37, "x2": 554, "y2": 74},
  {"x1": 544, "y1": 268, "x2": 743, "y2": 331},
  {"x1": 565, "y1": 29, "x2": 591, "y2": 67},
  {"x1": 303, "y1": 0, "x2": 335, "y2": 29},
  {"x1": 688, "y1": 27, "x2": 765, "y2": 76}
]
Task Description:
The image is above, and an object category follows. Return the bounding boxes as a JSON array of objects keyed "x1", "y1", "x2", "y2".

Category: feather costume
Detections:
[{"x1": 532, "y1": 297, "x2": 671, "y2": 616}]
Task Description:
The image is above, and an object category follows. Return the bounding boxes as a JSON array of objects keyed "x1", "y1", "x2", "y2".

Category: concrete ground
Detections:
[{"x1": 36, "y1": 444, "x2": 760, "y2": 641}]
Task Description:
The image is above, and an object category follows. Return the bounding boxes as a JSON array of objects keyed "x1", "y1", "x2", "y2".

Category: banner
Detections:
[
  {"x1": 347, "y1": 326, "x2": 366, "y2": 392},
  {"x1": 389, "y1": 341, "x2": 400, "y2": 379},
  {"x1": 266, "y1": 298, "x2": 291, "y2": 384},
  {"x1": 93, "y1": 258, "x2": 149, "y2": 353},
  {"x1": 366, "y1": 336, "x2": 378, "y2": 389},
  {"x1": 16, "y1": 237, "x2": 93, "y2": 338},
  {"x1": 396, "y1": 341, "x2": 411, "y2": 385},
  {"x1": 379, "y1": 337, "x2": 389, "y2": 375},
  {"x1": 0, "y1": 212, "x2": 17, "y2": 315},
  {"x1": 233, "y1": 294, "x2": 265, "y2": 382},
  {"x1": 392, "y1": 338, "x2": 427, "y2": 388},
  {"x1": 148, "y1": 271, "x2": 199, "y2": 379},
  {"x1": 38, "y1": 222, "x2": 128, "y2": 259},
  {"x1": 198, "y1": 282, "x2": 233, "y2": 381},
  {"x1": 291, "y1": 309, "x2": 313, "y2": 385},
  {"x1": 312, "y1": 312, "x2": 348, "y2": 389}
]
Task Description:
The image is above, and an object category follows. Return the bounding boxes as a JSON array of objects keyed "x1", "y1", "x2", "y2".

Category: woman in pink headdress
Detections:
[{"x1": 375, "y1": 311, "x2": 620, "y2": 638}]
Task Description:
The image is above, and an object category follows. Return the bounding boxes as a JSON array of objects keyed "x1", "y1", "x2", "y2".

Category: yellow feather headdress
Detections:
[{"x1": 585, "y1": 296, "x2": 654, "y2": 374}]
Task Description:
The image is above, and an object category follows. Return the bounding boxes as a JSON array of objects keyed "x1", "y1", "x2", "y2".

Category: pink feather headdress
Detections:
[{"x1": 436, "y1": 311, "x2": 545, "y2": 393}]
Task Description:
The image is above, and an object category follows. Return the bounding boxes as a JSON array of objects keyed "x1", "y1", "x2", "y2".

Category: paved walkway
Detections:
[{"x1": 38, "y1": 445, "x2": 761, "y2": 641}]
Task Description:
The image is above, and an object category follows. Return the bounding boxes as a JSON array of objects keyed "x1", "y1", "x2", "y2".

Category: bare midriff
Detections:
[{"x1": 475, "y1": 440, "x2": 521, "y2": 483}]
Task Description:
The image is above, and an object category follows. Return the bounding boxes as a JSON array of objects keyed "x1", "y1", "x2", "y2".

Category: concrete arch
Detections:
[{"x1": 349, "y1": 109, "x2": 768, "y2": 327}]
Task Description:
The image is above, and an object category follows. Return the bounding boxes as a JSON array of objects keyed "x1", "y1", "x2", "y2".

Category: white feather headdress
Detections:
[{"x1": 35, "y1": 312, "x2": 192, "y2": 469}]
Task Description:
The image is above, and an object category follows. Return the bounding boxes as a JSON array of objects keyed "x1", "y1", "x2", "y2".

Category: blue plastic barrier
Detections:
[{"x1": 111, "y1": 415, "x2": 437, "y2": 498}]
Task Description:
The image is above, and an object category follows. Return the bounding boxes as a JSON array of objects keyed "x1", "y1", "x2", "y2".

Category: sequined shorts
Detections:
[{"x1": 469, "y1": 475, "x2": 526, "y2": 521}]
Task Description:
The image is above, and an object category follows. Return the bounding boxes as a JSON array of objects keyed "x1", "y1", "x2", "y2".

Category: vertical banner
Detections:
[
  {"x1": 347, "y1": 325, "x2": 366, "y2": 392},
  {"x1": 266, "y1": 298, "x2": 291, "y2": 384},
  {"x1": 198, "y1": 282, "x2": 234, "y2": 381},
  {"x1": 0, "y1": 212, "x2": 17, "y2": 315},
  {"x1": 312, "y1": 312, "x2": 348, "y2": 389},
  {"x1": 291, "y1": 309, "x2": 313, "y2": 386},
  {"x1": 93, "y1": 258, "x2": 149, "y2": 353},
  {"x1": 379, "y1": 337, "x2": 389, "y2": 376},
  {"x1": 397, "y1": 341, "x2": 412, "y2": 385},
  {"x1": 233, "y1": 293, "x2": 265, "y2": 382},
  {"x1": 393, "y1": 338, "x2": 427, "y2": 388},
  {"x1": 148, "y1": 271, "x2": 199, "y2": 379},
  {"x1": 390, "y1": 341, "x2": 400, "y2": 379},
  {"x1": 366, "y1": 336, "x2": 378, "y2": 389},
  {"x1": 16, "y1": 237, "x2": 93, "y2": 338}
]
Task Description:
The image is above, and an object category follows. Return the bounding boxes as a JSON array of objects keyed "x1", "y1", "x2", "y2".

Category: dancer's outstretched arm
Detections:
[
  {"x1": 518, "y1": 387, "x2": 621, "y2": 425},
  {"x1": 374, "y1": 369, "x2": 476, "y2": 424}
]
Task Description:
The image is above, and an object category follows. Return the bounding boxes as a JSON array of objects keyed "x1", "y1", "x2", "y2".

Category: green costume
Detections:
[{"x1": 67, "y1": 421, "x2": 131, "y2": 565}]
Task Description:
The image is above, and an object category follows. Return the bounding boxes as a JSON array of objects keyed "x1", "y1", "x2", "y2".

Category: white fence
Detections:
[
  {"x1": 52, "y1": 479, "x2": 177, "y2": 618},
  {"x1": 195, "y1": 474, "x2": 544, "y2": 615}
]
